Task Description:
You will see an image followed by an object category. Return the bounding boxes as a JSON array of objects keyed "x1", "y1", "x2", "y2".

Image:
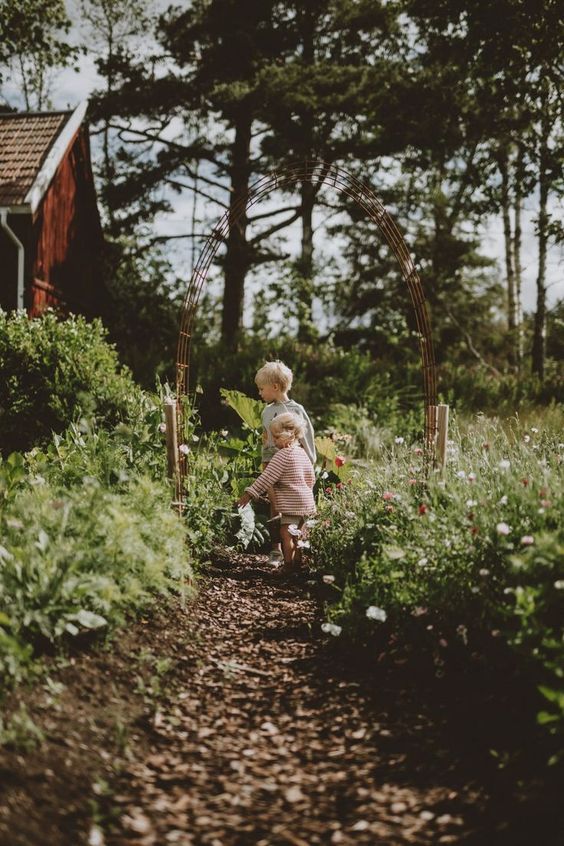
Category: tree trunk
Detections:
[
  {"x1": 499, "y1": 148, "x2": 518, "y2": 368},
  {"x1": 221, "y1": 107, "x2": 253, "y2": 349},
  {"x1": 296, "y1": 7, "x2": 316, "y2": 343},
  {"x1": 532, "y1": 87, "x2": 549, "y2": 380},
  {"x1": 513, "y1": 142, "x2": 524, "y2": 369}
]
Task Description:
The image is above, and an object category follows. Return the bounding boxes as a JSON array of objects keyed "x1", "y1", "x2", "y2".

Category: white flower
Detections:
[
  {"x1": 394, "y1": 436, "x2": 405, "y2": 445},
  {"x1": 321, "y1": 622, "x2": 342, "y2": 637},
  {"x1": 158, "y1": 422, "x2": 167, "y2": 433},
  {"x1": 496, "y1": 522, "x2": 511, "y2": 536},
  {"x1": 530, "y1": 427, "x2": 539, "y2": 433},
  {"x1": 520, "y1": 535, "x2": 534, "y2": 546},
  {"x1": 498, "y1": 459, "x2": 511, "y2": 471},
  {"x1": 417, "y1": 557, "x2": 428, "y2": 567},
  {"x1": 220, "y1": 429, "x2": 229, "y2": 437},
  {"x1": 498, "y1": 495, "x2": 508, "y2": 505},
  {"x1": 466, "y1": 499, "x2": 477, "y2": 508},
  {"x1": 456, "y1": 470, "x2": 466, "y2": 479},
  {"x1": 479, "y1": 568, "x2": 490, "y2": 576},
  {"x1": 444, "y1": 539, "x2": 452, "y2": 548},
  {"x1": 287, "y1": 524, "x2": 302, "y2": 537},
  {"x1": 297, "y1": 540, "x2": 310, "y2": 549},
  {"x1": 503, "y1": 587, "x2": 513, "y2": 595},
  {"x1": 322, "y1": 574, "x2": 335, "y2": 584},
  {"x1": 471, "y1": 586, "x2": 479, "y2": 594},
  {"x1": 554, "y1": 580, "x2": 564, "y2": 590},
  {"x1": 366, "y1": 606, "x2": 387, "y2": 622},
  {"x1": 178, "y1": 443, "x2": 190, "y2": 455},
  {"x1": 523, "y1": 435, "x2": 531, "y2": 443},
  {"x1": 305, "y1": 519, "x2": 317, "y2": 528}
]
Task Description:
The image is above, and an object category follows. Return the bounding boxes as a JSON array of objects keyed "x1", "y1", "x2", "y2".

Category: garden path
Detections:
[{"x1": 106, "y1": 553, "x2": 521, "y2": 846}]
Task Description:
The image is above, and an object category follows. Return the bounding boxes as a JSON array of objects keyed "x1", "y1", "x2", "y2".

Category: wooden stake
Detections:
[
  {"x1": 436, "y1": 403, "x2": 449, "y2": 472},
  {"x1": 164, "y1": 398, "x2": 179, "y2": 481}
]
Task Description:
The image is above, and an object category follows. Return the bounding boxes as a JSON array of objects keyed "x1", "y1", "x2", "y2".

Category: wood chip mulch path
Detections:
[{"x1": 0, "y1": 551, "x2": 560, "y2": 846}]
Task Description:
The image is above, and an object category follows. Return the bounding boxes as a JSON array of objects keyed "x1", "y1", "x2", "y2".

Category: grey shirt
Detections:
[{"x1": 261, "y1": 399, "x2": 316, "y2": 465}]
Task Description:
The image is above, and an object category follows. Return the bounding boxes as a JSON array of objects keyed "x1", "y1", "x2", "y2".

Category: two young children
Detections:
[{"x1": 236, "y1": 361, "x2": 316, "y2": 575}]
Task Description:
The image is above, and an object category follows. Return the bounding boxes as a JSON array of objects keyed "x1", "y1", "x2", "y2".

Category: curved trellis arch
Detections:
[{"x1": 175, "y1": 160, "x2": 437, "y2": 496}]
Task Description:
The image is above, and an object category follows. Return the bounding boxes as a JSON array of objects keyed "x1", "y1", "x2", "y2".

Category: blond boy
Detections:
[
  {"x1": 254, "y1": 361, "x2": 316, "y2": 565},
  {"x1": 237, "y1": 412, "x2": 316, "y2": 574}
]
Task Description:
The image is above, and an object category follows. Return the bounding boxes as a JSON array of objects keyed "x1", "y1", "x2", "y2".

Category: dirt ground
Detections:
[{"x1": 0, "y1": 551, "x2": 561, "y2": 846}]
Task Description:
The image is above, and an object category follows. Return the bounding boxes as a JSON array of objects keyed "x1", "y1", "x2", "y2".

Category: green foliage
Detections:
[
  {"x1": 0, "y1": 310, "x2": 145, "y2": 455},
  {"x1": 310, "y1": 411, "x2": 564, "y2": 758},
  {"x1": 220, "y1": 388, "x2": 263, "y2": 431}
]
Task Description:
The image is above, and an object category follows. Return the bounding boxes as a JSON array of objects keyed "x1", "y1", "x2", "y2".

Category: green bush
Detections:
[
  {"x1": 0, "y1": 309, "x2": 145, "y2": 455},
  {"x1": 310, "y1": 411, "x2": 564, "y2": 758}
]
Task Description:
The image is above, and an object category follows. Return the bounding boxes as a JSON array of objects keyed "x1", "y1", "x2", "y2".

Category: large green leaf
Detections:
[{"x1": 220, "y1": 389, "x2": 262, "y2": 430}]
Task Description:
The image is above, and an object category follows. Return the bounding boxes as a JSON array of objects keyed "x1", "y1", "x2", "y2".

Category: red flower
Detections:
[
  {"x1": 336, "y1": 482, "x2": 344, "y2": 490},
  {"x1": 470, "y1": 525, "x2": 479, "y2": 535},
  {"x1": 482, "y1": 442, "x2": 490, "y2": 450},
  {"x1": 325, "y1": 486, "x2": 333, "y2": 495},
  {"x1": 418, "y1": 503, "x2": 428, "y2": 515},
  {"x1": 521, "y1": 478, "x2": 529, "y2": 487},
  {"x1": 335, "y1": 455, "x2": 346, "y2": 468}
]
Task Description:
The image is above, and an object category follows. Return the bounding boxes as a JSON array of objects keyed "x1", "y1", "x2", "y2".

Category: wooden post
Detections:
[
  {"x1": 426, "y1": 404, "x2": 438, "y2": 453},
  {"x1": 164, "y1": 398, "x2": 179, "y2": 482},
  {"x1": 436, "y1": 403, "x2": 449, "y2": 472}
]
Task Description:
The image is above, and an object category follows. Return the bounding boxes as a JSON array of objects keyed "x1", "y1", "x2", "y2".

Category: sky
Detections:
[{"x1": 4, "y1": 7, "x2": 562, "y2": 318}]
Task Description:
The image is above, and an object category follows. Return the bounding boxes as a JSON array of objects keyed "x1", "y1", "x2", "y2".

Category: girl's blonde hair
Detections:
[
  {"x1": 255, "y1": 360, "x2": 293, "y2": 391},
  {"x1": 270, "y1": 412, "x2": 305, "y2": 444}
]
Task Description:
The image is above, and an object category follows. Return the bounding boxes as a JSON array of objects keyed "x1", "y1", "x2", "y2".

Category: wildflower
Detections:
[
  {"x1": 520, "y1": 535, "x2": 534, "y2": 546},
  {"x1": 439, "y1": 638, "x2": 448, "y2": 648},
  {"x1": 158, "y1": 422, "x2": 167, "y2": 433},
  {"x1": 521, "y1": 478, "x2": 529, "y2": 486},
  {"x1": 366, "y1": 606, "x2": 387, "y2": 622},
  {"x1": 322, "y1": 575, "x2": 335, "y2": 584},
  {"x1": 304, "y1": 519, "x2": 317, "y2": 528},
  {"x1": 413, "y1": 447, "x2": 423, "y2": 455},
  {"x1": 482, "y1": 442, "x2": 490, "y2": 450},
  {"x1": 297, "y1": 540, "x2": 310, "y2": 549},
  {"x1": 385, "y1": 504, "x2": 395, "y2": 513},
  {"x1": 408, "y1": 478, "x2": 418, "y2": 485},
  {"x1": 335, "y1": 455, "x2": 346, "y2": 467},
  {"x1": 178, "y1": 444, "x2": 190, "y2": 455},
  {"x1": 498, "y1": 495, "x2": 508, "y2": 505},
  {"x1": 336, "y1": 482, "x2": 344, "y2": 490},
  {"x1": 503, "y1": 587, "x2": 513, "y2": 594},
  {"x1": 417, "y1": 557, "x2": 428, "y2": 567},
  {"x1": 523, "y1": 435, "x2": 531, "y2": 443},
  {"x1": 496, "y1": 522, "x2": 511, "y2": 535},
  {"x1": 554, "y1": 581, "x2": 564, "y2": 590},
  {"x1": 470, "y1": 526, "x2": 479, "y2": 536},
  {"x1": 321, "y1": 622, "x2": 342, "y2": 637},
  {"x1": 444, "y1": 539, "x2": 452, "y2": 548},
  {"x1": 530, "y1": 427, "x2": 539, "y2": 433},
  {"x1": 466, "y1": 499, "x2": 477, "y2": 508},
  {"x1": 220, "y1": 429, "x2": 229, "y2": 437},
  {"x1": 456, "y1": 470, "x2": 466, "y2": 479},
  {"x1": 491, "y1": 630, "x2": 501, "y2": 637},
  {"x1": 456, "y1": 624, "x2": 468, "y2": 645},
  {"x1": 540, "y1": 499, "x2": 551, "y2": 508},
  {"x1": 325, "y1": 486, "x2": 333, "y2": 495},
  {"x1": 539, "y1": 487, "x2": 548, "y2": 498},
  {"x1": 468, "y1": 472, "x2": 476, "y2": 482},
  {"x1": 498, "y1": 459, "x2": 511, "y2": 471},
  {"x1": 471, "y1": 586, "x2": 479, "y2": 593},
  {"x1": 382, "y1": 491, "x2": 395, "y2": 501},
  {"x1": 395, "y1": 436, "x2": 405, "y2": 445},
  {"x1": 479, "y1": 568, "x2": 490, "y2": 576},
  {"x1": 412, "y1": 606, "x2": 428, "y2": 617},
  {"x1": 418, "y1": 503, "x2": 428, "y2": 515},
  {"x1": 287, "y1": 524, "x2": 302, "y2": 537}
]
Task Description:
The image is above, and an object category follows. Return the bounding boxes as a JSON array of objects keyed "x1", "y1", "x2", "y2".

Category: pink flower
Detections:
[
  {"x1": 496, "y1": 522, "x2": 511, "y2": 535},
  {"x1": 383, "y1": 491, "x2": 395, "y2": 501},
  {"x1": 520, "y1": 535, "x2": 534, "y2": 546},
  {"x1": 408, "y1": 478, "x2": 418, "y2": 485},
  {"x1": 413, "y1": 447, "x2": 423, "y2": 455},
  {"x1": 335, "y1": 455, "x2": 346, "y2": 468}
]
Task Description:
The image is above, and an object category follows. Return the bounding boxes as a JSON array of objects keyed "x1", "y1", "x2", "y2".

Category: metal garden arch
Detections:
[{"x1": 171, "y1": 160, "x2": 440, "y2": 501}]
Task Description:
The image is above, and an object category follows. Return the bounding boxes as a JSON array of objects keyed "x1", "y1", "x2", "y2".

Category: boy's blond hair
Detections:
[
  {"x1": 255, "y1": 360, "x2": 293, "y2": 391},
  {"x1": 270, "y1": 412, "x2": 305, "y2": 444}
]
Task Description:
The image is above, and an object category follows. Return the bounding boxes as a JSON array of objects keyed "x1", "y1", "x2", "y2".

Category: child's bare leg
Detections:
[
  {"x1": 267, "y1": 488, "x2": 282, "y2": 552},
  {"x1": 280, "y1": 525, "x2": 295, "y2": 567}
]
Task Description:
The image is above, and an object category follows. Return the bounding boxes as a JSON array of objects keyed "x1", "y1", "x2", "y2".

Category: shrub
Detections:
[
  {"x1": 310, "y1": 411, "x2": 564, "y2": 757},
  {"x1": 0, "y1": 309, "x2": 144, "y2": 455}
]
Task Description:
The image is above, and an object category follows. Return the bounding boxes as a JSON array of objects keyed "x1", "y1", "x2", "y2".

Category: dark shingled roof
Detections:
[{"x1": 0, "y1": 111, "x2": 72, "y2": 206}]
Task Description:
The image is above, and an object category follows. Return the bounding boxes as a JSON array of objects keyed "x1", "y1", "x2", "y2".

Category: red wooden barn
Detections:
[{"x1": 0, "y1": 101, "x2": 105, "y2": 318}]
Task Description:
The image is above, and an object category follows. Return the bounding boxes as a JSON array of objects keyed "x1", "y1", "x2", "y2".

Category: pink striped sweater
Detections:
[{"x1": 245, "y1": 444, "x2": 316, "y2": 515}]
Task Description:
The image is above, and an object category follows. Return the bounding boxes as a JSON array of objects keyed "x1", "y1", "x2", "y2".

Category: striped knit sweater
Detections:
[{"x1": 245, "y1": 444, "x2": 316, "y2": 516}]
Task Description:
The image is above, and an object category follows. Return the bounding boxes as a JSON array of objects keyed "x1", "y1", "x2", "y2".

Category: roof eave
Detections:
[{"x1": 24, "y1": 100, "x2": 89, "y2": 214}]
